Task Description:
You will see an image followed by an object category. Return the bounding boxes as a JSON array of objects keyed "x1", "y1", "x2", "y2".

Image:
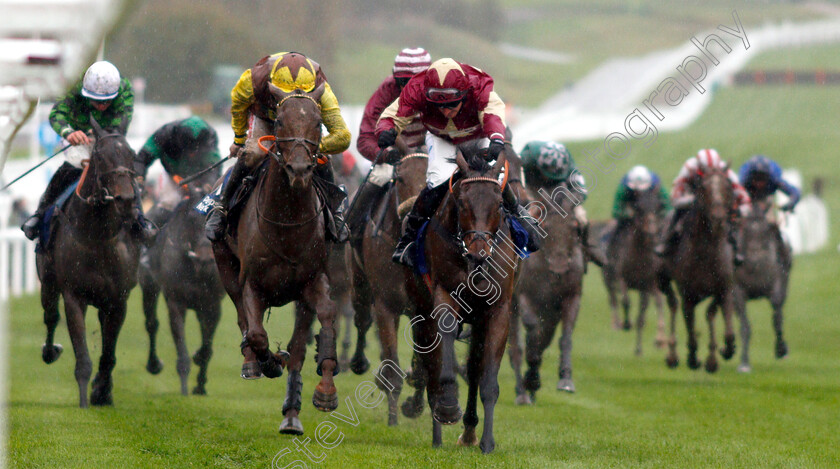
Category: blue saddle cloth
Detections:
[
  {"x1": 413, "y1": 214, "x2": 530, "y2": 275},
  {"x1": 38, "y1": 181, "x2": 79, "y2": 251},
  {"x1": 194, "y1": 167, "x2": 233, "y2": 216}
]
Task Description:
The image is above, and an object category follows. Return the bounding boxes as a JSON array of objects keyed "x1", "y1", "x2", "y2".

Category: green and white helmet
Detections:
[{"x1": 536, "y1": 141, "x2": 572, "y2": 180}]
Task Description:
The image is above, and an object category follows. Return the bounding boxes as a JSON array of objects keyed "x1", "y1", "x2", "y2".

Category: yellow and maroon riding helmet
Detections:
[
  {"x1": 270, "y1": 52, "x2": 318, "y2": 93},
  {"x1": 424, "y1": 58, "x2": 470, "y2": 104}
]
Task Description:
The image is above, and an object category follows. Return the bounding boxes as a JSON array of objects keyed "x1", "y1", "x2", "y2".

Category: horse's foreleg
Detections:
[
  {"x1": 41, "y1": 278, "x2": 63, "y2": 364},
  {"x1": 241, "y1": 284, "x2": 277, "y2": 378},
  {"x1": 408, "y1": 306, "x2": 445, "y2": 447},
  {"x1": 373, "y1": 306, "x2": 403, "y2": 426},
  {"x1": 720, "y1": 289, "x2": 737, "y2": 362},
  {"x1": 306, "y1": 273, "x2": 339, "y2": 412},
  {"x1": 279, "y1": 302, "x2": 315, "y2": 435},
  {"x1": 339, "y1": 294, "x2": 353, "y2": 372},
  {"x1": 653, "y1": 290, "x2": 667, "y2": 349},
  {"x1": 683, "y1": 299, "x2": 700, "y2": 370},
  {"x1": 607, "y1": 278, "x2": 621, "y2": 330},
  {"x1": 140, "y1": 279, "x2": 163, "y2": 375},
  {"x1": 91, "y1": 299, "x2": 128, "y2": 406},
  {"x1": 635, "y1": 291, "x2": 650, "y2": 357},
  {"x1": 557, "y1": 294, "x2": 581, "y2": 393},
  {"x1": 165, "y1": 298, "x2": 190, "y2": 396},
  {"x1": 349, "y1": 265, "x2": 373, "y2": 375},
  {"x1": 478, "y1": 307, "x2": 511, "y2": 454},
  {"x1": 620, "y1": 280, "x2": 632, "y2": 331},
  {"x1": 734, "y1": 288, "x2": 751, "y2": 372},
  {"x1": 507, "y1": 299, "x2": 529, "y2": 405},
  {"x1": 523, "y1": 298, "x2": 558, "y2": 400},
  {"x1": 704, "y1": 298, "x2": 721, "y2": 373},
  {"x1": 458, "y1": 323, "x2": 483, "y2": 448},
  {"x1": 431, "y1": 288, "x2": 462, "y2": 427},
  {"x1": 771, "y1": 282, "x2": 788, "y2": 359},
  {"x1": 192, "y1": 302, "x2": 221, "y2": 395},
  {"x1": 63, "y1": 294, "x2": 91, "y2": 408},
  {"x1": 659, "y1": 276, "x2": 679, "y2": 368}
]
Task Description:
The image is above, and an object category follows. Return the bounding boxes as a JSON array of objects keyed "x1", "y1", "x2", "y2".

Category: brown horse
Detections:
[
  {"x1": 347, "y1": 150, "x2": 428, "y2": 425},
  {"x1": 38, "y1": 119, "x2": 140, "y2": 407},
  {"x1": 659, "y1": 166, "x2": 738, "y2": 373},
  {"x1": 409, "y1": 142, "x2": 518, "y2": 453},
  {"x1": 140, "y1": 180, "x2": 223, "y2": 395},
  {"x1": 733, "y1": 198, "x2": 790, "y2": 372},
  {"x1": 602, "y1": 187, "x2": 668, "y2": 355},
  {"x1": 512, "y1": 180, "x2": 585, "y2": 402},
  {"x1": 211, "y1": 85, "x2": 339, "y2": 435}
]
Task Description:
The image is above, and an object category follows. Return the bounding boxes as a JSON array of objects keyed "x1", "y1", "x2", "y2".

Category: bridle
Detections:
[
  {"x1": 257, "y1": 94, "x2": 325, "y2": 166},
  {"x1": 75, "y1": 133, "x2": 135, "y2": 205},
  {"x1": 448, "y1": 159, "x2": 509, "y2": 257}
]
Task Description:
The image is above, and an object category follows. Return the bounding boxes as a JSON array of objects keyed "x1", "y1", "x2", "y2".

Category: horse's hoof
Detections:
[
  {"x1": 90, "y1": 389, "x2": 113, "y2": 407},
  {"x1": 241, "y1": 361, "x2": 263, "y2": 379},
  {"x1": 557, "y1": 379, "x2": 576, "y2": 393},
  {"x1": 611, "y1": 320, "x2": 621, "y2": 331},
  {"x1": 529, "y1": 391, "x2": 537, "y2": 403},
  {"x1": 388, "y1": 413, "x2": 398, "y2": 427},
  {"x1": 720, "y1": 337, "x2": 736, "y2": 360},
  {"x1": 349, "y1": 354, "x2": 369, "y2": 375},
  {"x1": 479, "y1": 438, "x2": 496, "y2": 454},
  {"x1": 279, "y1": 416, "x2": 304, "y2": 435},
  {"x1": 775, "y1": 341, "x2": 788, "y2": 359},
  {"x1": 457, "y1": 433, "x2": 478, "y2": 447},
  {"x1": 401, "y1": 397, "x2": 424, "y2": 419},
  {"x1": 523, "y1": 368, "x2": 541, "y2": 392},
  {"x1": 339, "y1": 358, "x2": 350, "y2": 373},
  {"x1": 192, "y1": 386, "x2": 207, "y2": 395},
  {"x1": 514, "y1": 393, "x2": 533, "y2": 406},
  {"x1": 258, "y1": 357, "x2": 284, "y2": 379},
  {"x1": 737, "y1": 364, "x2": 752, "y2": 373},
  {"x1": 146, "y1": 357, "x2": 164, "y2": 375},
  {"x1": 655, "y1": 339, "x2": 667, "y2": 350},
  {"x1": 41, "y1": 343, "x2": 63, "y2": 364},
  {"x1": 666, "y1": 356, "x2": 679, "y2": 369},
  {"x1": 312, "y1": 389, "x2": 338, "y2": 412},
  {"x1": 704, "y1": 359, "x2": 718, "y2": 373},
  {"x1": 622, "y1": 321, "x2": 632, "y2": 331},
  {"x1": 687, "y1": 355, "x2": 701, "y2": 370},
  {"x1": 433, "y1": 403, "x2": 462, "y2": 425}
]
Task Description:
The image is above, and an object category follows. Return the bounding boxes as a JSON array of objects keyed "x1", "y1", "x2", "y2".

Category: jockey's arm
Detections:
[
  {"x1": 317, "y1": 83, "x2": 351, "y2": 155},
  {"x1": 611, "y1": 184, "x2": 630, "y2": 219},
  {"x1": 777, "y1": 177, "x2": 801, "y2": 209},
  {"x1": 230, "y1": 69, "x2": 256, "y2": 146},
  {"x1": 112, "y1": 80, "x2": 135, "y2": 135},
  {"x1": 658, "y1": 184, "x2": 672, "y2": 213}
]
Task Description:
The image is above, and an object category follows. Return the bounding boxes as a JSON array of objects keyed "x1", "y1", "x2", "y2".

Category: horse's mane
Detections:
[{"x1": 454, "y1": 141, "x2": 492, "y2": 173}]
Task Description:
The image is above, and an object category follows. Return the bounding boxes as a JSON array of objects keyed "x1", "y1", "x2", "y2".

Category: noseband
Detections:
[
  {"x1": 258, "y1": 94, "x2": 324, "y2": 165},
  {"x1": 75, "y1": 133, "x2": 135, "y2": 205},
  {"x1": 451, "y1": 175, "x2": 505, "y2": 257}
]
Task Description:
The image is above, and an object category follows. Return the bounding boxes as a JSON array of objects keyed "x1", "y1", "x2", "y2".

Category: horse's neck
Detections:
[
  {"x1": 261, "y1": 163, "x2": 319, "y2": 219},
  {"x1": 64, "y1": 196, "x2": 125, "y2": 242}
]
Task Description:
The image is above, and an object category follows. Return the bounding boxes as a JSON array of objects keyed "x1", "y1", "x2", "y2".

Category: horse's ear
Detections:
[
  {"x1": 89, "y1": 115, "x2": 104, "y2": 138},
  {"x1": 268, "y1": 83, "x2": 290, "y2": 102},
  {"x1": 309, "y1": 82, "x2": 326, "y2": 102},
  {"x1": 489, "y1": 146, "x2": 507, "y2": 180},
  {"x1": 455, "y1": 149, "x2": 470, "y2": 175}
]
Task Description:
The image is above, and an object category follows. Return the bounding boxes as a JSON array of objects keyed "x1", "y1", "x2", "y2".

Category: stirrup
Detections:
[
  {"x1": 392, "y1": 240, "x2": 416, "y2": 268},
  {"x1": 205, "y1": 206, "x2": 228, "y2": 242},
  {"x1": 22, "y1": 215, "x2": 42, "y2": 241}
]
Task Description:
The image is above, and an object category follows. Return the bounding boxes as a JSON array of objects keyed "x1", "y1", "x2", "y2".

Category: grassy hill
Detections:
[{"x1": 7, "y1": 41, "x2": 840, "y2": 468}]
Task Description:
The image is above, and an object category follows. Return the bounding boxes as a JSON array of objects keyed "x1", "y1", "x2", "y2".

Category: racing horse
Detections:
[
  {"x1": 140, "y1": 178, "x2": 223, "y2": 395},
  {"x1": 602, "y1": 186, "x2": 668, "y2": 355},
  {"x1": 211, "y1": 84, "x2": 340, "y2": 435},
  {"x1": 410, "y1": 142, "x2": 519, "y2": 453},
  {"x1": 659, "y1": 165, "x2": 738, "y2": 373},
  {"x1": 348, "y1": 147, "x2": 428, "y2": 426},
  {"x1": 38, "y1": 118, "x2": 141, "y2": 407}
]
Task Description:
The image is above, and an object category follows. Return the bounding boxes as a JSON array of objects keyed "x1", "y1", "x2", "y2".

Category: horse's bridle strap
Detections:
[{"x1": 277, "y1": 93, "x2": 321, "y2": 110}]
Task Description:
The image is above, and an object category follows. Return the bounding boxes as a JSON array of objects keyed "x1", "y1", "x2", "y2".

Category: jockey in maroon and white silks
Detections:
[{"x1": 671, "y1": 148, "x2": 751, "y2": 211}]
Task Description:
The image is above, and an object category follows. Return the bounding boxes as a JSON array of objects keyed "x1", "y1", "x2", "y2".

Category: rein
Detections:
[
  {"x1": 445, "y1": 159, "x2": 510, "y2": 256},
  {"x1": 74, "y1": 133, "x2": 136, "y2": 205}
]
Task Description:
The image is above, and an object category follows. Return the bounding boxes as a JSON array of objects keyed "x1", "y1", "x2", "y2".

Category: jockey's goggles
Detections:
[{"x1": 426, "y1": 87, "x2": 468, "y2": 104}]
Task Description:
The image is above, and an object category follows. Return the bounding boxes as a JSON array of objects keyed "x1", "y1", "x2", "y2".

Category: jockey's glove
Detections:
[
  {"x1": 486, "y1": 138, "x2": 504, "y2": 162},
  {"x1": 378, "y1": 129, "x2": 397, "y2": 150}
]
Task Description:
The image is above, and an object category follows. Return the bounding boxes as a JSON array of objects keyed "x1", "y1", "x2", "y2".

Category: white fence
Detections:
[{"x1": 0, "y1": 228, "x2": 38, "y2": 301}]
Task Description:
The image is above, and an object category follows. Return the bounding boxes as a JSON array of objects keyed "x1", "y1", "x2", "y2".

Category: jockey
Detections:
[
  {"x1": 21, "y1": 61, "x2": 157, "y2": 245},
  {"x1": 347, "y1": 47, "x2": 431, "y2": 237},
  {"x1": 520, "y1": 140, "x2": 605, "y2": 267},
  {"x1": 135, "y1": 116, "x2": 221, "y2": 220},
  {"x1": 612, "y1": 165, "x2": 670, "y2": 221},
  {"x1": 376, "y1": 57, "x2": 541, "y2": 267},
  {"x1": 656, "y1": 148, "x2": 751, "y2": 264},
  {"x1": 738, "y1": 154, "x2": 800, "y2": 268},
  {"x1": 204, "y1": 52, "x2": 352, "y2": 242}
]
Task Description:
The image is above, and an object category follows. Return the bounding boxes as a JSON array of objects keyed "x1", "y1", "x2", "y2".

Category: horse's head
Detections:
[
  {"x1": 267, "y1": 83, "x2": 324, "y2": 190},
  {"x1": 84, "y1": 117, "x2": 136, "y2": 211},
  {"x1": 691, "y1": 164, "x2": 733, "y2": 231},
  {"x1": 535, "y1": 182, "x2": 582, "y2": 275},
  {"x1": 394, "y1": 152, "x2": 428, "y2": 202},
  {"x1": 451, "y1": 141, "x2": 506, "y2": 266},
  {"x1": 628, "y1": 186, "x2": 663, "y2": 240}
]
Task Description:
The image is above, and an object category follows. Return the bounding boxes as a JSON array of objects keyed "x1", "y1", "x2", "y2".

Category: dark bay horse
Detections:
[
  {"x1": 411, "y1": 143, "x2": 518, "y2": 453},
  {"x1": 659, "y1": 166, "x2": 737, "y2": 373},
  {"x1": 38, "y1": 119, "x2": 140, "y2": 407},
  {"x1": 348, "y1": 150, "x2": 428, "y2": 425},
  {"x1": 733, "y1": 199, "x2": 790, "y2": 372},
  {"x1": 512, "y1": 180, "x2": 585, "y2": 401},
  {"x1": 211, "y1": 85, "x2": 339, "y2": 435},
  {"x1": 602, "y1": 187, "x2": 668, "y2": 355},
  {"x1": 140, "y1": 180, "x2": 223, "y2": 395}
]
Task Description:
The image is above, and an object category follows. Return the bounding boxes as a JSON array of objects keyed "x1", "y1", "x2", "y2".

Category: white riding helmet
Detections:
[
  {"x1": 695, "y1": 148, "x2": 722, "y2": 170},
  {"x1": 81, "y1": 61, "x2": 121, "y2": 100},
  {"x1": 626, "y1": 165, "x2": 653, "y2": 191}
]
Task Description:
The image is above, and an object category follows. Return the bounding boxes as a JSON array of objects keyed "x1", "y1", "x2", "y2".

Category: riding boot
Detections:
[
  {"x1": 655, "y1": 208, "x2": 685, "y2": 258},
  {"x1": 580, "y1": 221, "x2": 606, "y2": 268},
  {"x1": 392, "y1": 182, "x2": 449, "y2": 268},
  {"x1": 727, "y1": 226, "x2": 745, "y2": 266},
  {"x1": 502, "y1": 185, "x2": 541, "y2": 252},
  {"x1": 205, "y1": 159, "x2": 249, "y2": 241},
  {"x1": 345, "y1": 181, "x2": 388, "y2": 239},
  {"x1": 21, "y1": 162, "x2": 82, "y2": 240},
  {"x1": 315, "y1": 163, "x2": 349, "y2": 243}
]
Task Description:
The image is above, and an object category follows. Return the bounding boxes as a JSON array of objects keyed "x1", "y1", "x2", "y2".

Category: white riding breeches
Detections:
[{"x1": 425, "y1": 133, "x2": 490, "y2": 188}]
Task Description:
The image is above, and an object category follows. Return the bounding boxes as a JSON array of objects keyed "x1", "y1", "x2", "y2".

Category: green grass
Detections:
[{"x1": 7, "y1": 40, "x2": 840, "y2": 469}]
